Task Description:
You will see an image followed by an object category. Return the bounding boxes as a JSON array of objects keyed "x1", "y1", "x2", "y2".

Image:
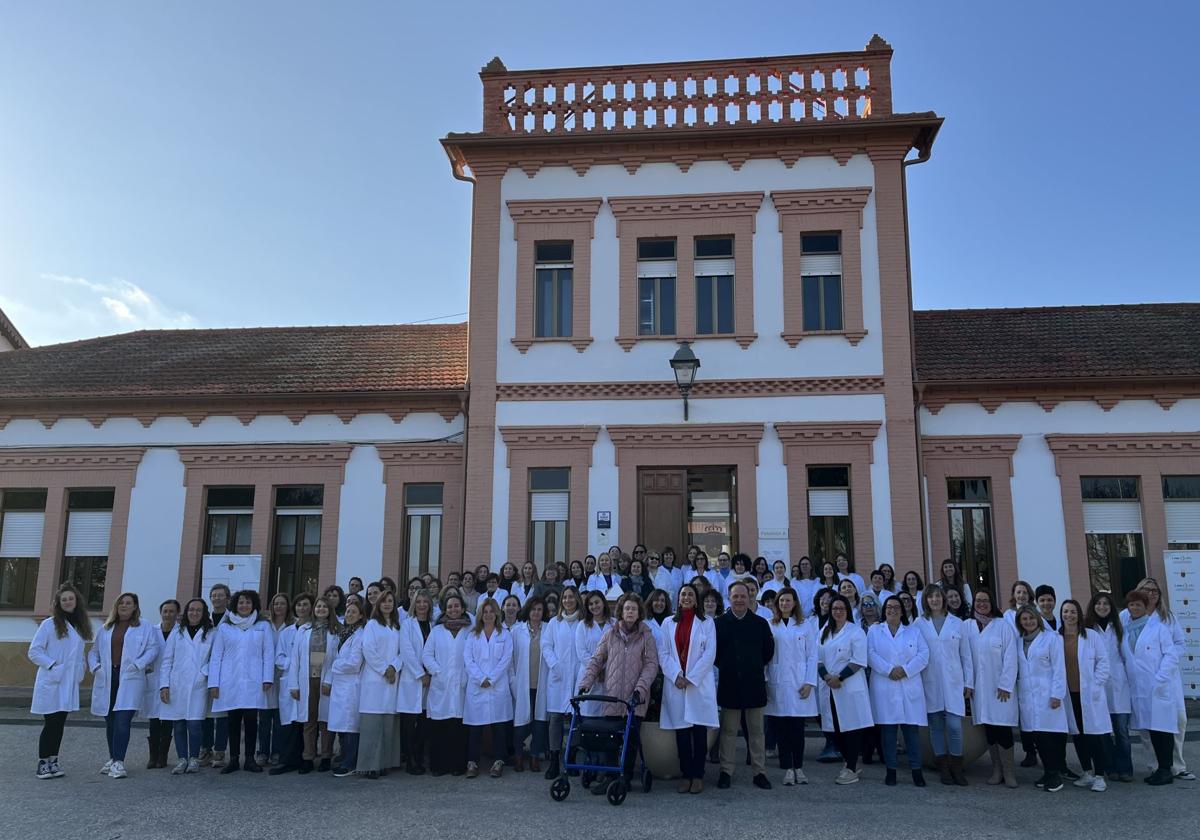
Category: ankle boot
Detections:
[
  {"x1": 936, "y1": 754, "x2": 953, "y2": 785},
  {"x1": 544, "y1": 751, "x2": 560, "y2": 780},
  {"x1": 1000, "y1": 746, "x2": 1019, "y2": 788},
  {"x1": 987, "y1": 745, "x2": 1003, "y2": 785},
  {"x1": 146, "y1": 735, "x2": 157, "y2": 769},
  {"x1": 912, "y1": 768, "x2": 927, "y2": 787},
  {"x1": 949, "y1": 755, "x2": 969, "y2": 786}
]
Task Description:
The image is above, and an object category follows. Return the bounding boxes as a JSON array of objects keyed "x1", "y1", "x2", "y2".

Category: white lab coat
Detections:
[
  {"x1": 207, "y1": 618, "x2": 275, "y2": 712},
  {"x1": 476, "y1": 589, "x2": 509, "y2": 612},
  {"x1": 541, "y1": 615, "x2": 581, "y2": 715},
  {"x1": 140, "y1": 626, "x2": 172, "y2": 719},
  {"x1": 510, "y1": 581, "x2": 536, "y2": 606},
  {"x1": 1016, "y1": 631, "x2": 1070, "y2": 733},
  {"x1": 839, "y1": 571, "x2": 866, "y2": 594},
  {"x1": 285, "y1": 623, "x2": 339, "y2": 724},
  {"x1": 157, "y1": 625, "x2": 213, "y2": 721},
  {"x1": 817, "y1": 622, "x2": 872, "y2": 732},
  {"x1": 574, "y1": 618, "x2": 612, "y2": 716},
  {"x1": 794, "y1": 579, "x2": 819, "y2": 616},
  {"x1": 511, "y1": 621, "x2": 550, "y2": 726},
  {"x1": 463, "y1": 627, "x2": 514, "y2": 726},
  {"x1": 658, "y1": 614, "x2": 719, "y2": 729},
  {"x1": 966, "y1": 618, "x2": 1019, "y2": 726},
  {"x1": 28, "y1": 618, "x2": 86, "y2": 715},
  {"x1": 761, "y1": 578, "x2": 789, "y2": 596},
  {"x1": 1095, "y1": 623, "x2": 1131, "y2": 714},
  {"x1": 763, "y1": 617, "x2": 819, "y2": 719},
  {"x1": 262, "y1": 622, "x2": 289, "y2": 712},
  {"x1": 916, "y1": 614, "x2": 974, "y2": 717},
  {"x1": 652, "y1": 567, "x2": 680, "y2": 605},
  {"x1": 326, "y1": 628, "x2": 364, "y2": 734},
  {"x1": 584, "y1": 574, "x2": 622, "y2": 601},
  {"x1": 422, "y1": 624, "x2": 468, "y2": 720},
  {"x1": 1122, "y1": 620, "x2": 1184, "y2": 734},
  {"x1": 1004, "y1": 608, "x2": 1051, "y2": 632},
  {"x1": 275, "y1": 624, "x2": 300, "y2": 724},
  {"x1": 396, "y1": 617, "x2": 430, "y2": 714},
  {"x1": 89, "y1": 621, "x2": 159, "y2": 716},
  {"x1": 357, "y1": 620, "x2": 401, "y2": 715},
  {"x1": 868, "y1": 622, "x2": 929, "y2": 725},
  {"x1": 1064, "y1": 630, "x2": 1111, "y2": 735}
]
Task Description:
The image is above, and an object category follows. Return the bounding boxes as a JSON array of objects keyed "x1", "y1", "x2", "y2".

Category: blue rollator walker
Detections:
[{"x1": 549, "y1": 692, "x2": 653, "y2": 805}]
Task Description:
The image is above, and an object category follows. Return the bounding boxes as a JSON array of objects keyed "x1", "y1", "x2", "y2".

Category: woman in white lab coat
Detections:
[
  {"x1": 142, "y1": 599, "x2": 179, "y2": 770},
  {"x1": 397, "y1": 590, "x2": 434, "y2": 774},
  {"x1": 158, "y1": 598, "x2": 213, "y2": 774},
  {"x1": 257, "y1": 592, "x2": 290, "y2": 766},
  {"x1": 1059, "y1": 599, "x2": 1112, "y2": 791},
  {"x1": 585, "y1": 553, "x2": 623, "y2": 602},
  {"x1": 760, "y1": 560, "x2": 791, "y2": 597},
  {"x1": 355, "y1": 590, "x2": 402, "y2": 778},
  {"x1": 918, "y1": 586, "x2": 974, "y2": 786},
  {"x1": 965, "y1": 589, "x2": 1019, "y2": 787},
  {"x1": 763, "y1": 587, "x2": 818, "y2": 787},
  {"x1": 510, "y1": 561, "x2": 539, "y2": 606},
  {"x1": 1120, "y1": 588, "x2": 1184, "y2": 786},
  {"x1": 1085, "y1": 592, "x2": 1133, "y2": 781},
  {"x1": 286, "y1": 596, "x2": 339, "y2": 773},
  {"x1": 511, "y1": 596, "x2": 550, "y2": 772},
  {"x1": 1132, "y1": 577, "x2": 1191, "y2": 781},
  {"x1": 270, "y1": 593, "x2": 308, "y2": 774},
  {"x1": 207, "y1": 589, "x2": 275, "y2": 775},
  {"x1": 328, "y1": 600, "x2": 366, "y2": 778},
  {"x1": 658, "y1": 583, "x2": 718, "y2": 792},
  {"x1": 818, "y1": 593, "x2": 873, "y2": 785},
  {"x1": 28, "y1": 585, "x2": 92, "y2": 780},
  {"x1": 541, "y1": 585, "x2": 582, "y2": 779},
  {"x1": 868, "y1": 596, "x2": 930, "y2": 786},
  {"x1": 463, "y1": 598, "x2": 514, "y2": 778},
  {"x1": 934, "y1": 559, "x2": 972, "y2": 607},
  {"x1": 574, "y1": 591, "x2": 613, "y2": 718},
  {"x1": 835, "y1": 553, "x2": 866, "y2": 595},
  {"x1": 89, "y1": 592, "x2": 160, "y2": 779},
  {"x1": 423, "y1": 592, "x2": 470, "y2": 776},
  {"x1": 1014, "y1": 604, "x2": 1070, "y2": 792}
]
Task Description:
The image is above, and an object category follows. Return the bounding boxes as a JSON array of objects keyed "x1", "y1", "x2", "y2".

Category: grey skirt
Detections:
[{"x1": 355, "y1": 713, "x2": 402, "y2": 773}]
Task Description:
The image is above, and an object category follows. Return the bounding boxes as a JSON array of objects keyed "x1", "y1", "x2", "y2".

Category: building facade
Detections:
[{"x1": 1, "y1": 37, "x2": 1197, "y2": 686}]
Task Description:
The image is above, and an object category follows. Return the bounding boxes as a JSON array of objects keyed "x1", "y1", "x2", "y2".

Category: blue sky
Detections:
[{"x1": 1, "y1": 1, "x2": 1196, "y2": 346}]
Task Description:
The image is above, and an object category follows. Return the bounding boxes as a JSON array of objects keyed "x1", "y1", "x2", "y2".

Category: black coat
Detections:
[{"x1": 714, "y1": 610, "x2": 775, "y2": 709}]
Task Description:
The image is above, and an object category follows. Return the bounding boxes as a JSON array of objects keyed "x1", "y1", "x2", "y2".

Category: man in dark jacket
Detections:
[{"x1": 714, "y1": 580, "x2": 774, "y2": 790}]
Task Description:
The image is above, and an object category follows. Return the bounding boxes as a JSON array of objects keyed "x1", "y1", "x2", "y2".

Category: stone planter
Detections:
[
  {"x1": 918, "y1": 718, "x2": 990, "y2": 769},
  {"x1": 639, "y1": 720, "x2": 719, "y2": 780}
]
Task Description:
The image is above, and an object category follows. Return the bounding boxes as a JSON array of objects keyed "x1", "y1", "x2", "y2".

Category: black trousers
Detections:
[
  {"x1": 1034, "y1": 731, "x2": 1068, "y2": 775},
  {"x1": 1149, "y1": 730, "x2": 1174, "y2": 773},
  {"x1": 427, "y1": 718, "x2": 466, "y2": 774},
  {"x1": 770, "y1": 715, "x2": 807, "y2": 770},
  {"x1": 1069, "y1": 691, "x2": 1109, "y2": 774},
  {"x1": 467, "y1": 721, "x2": 508, "y2": 764},
  {"x1": 829, "y1": 694, "x2": 865, "y2": 771},
  {"x1": 675, "y1": 724, "x2": 707, "y2": 780},
  {"x1": 984, "y1": 724, "x2": 1015, "y2": 749},
  {"x1": 276, "y1": 721, "x2": 303, "y2": 767},
  {"x1": 401, "y1": 712, "x2": 428, "y2": 768},
  {"x1": 1020, "y1": 729, "x2": 1038, "y2": 755},
  {"x1": 226, "y1": 708, "x2": 259, "y2": 761},
  {"x1": 39, "y1": 711, "x2": 68, "y2": 759}
]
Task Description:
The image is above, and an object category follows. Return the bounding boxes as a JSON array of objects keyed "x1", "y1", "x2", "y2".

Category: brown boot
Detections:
[
  {"x1": 1000, "y1": 746, "x2": 1018, "y2": 788},
  {"x1": 949, "y1": 754, "x2": 969, "y2": 786},
  {"x1": 936, "y1": 755, "x2": 953, "y2": 785},
  {"x1": 529, "y1": 755, "x2": 540, "y2": 773},
  {"x1": 515, "y1": 755, "x2": 526, "y2": 773},
  {"x1": 987, "y1": 745, "x2": 1003, "y2": 785}
]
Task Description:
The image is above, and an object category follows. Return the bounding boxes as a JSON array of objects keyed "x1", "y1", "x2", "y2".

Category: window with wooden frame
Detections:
[
  {"x1": 271, "y1": 485, "x2": 323, "y2": 600},
  {"x1": 403, "y1": 483, "x2": 444, "y2": 580},
  {"x1": 1164, "y1": 475, "x2": 1200, "y2": 550},
  {"x1": 637, "y1": 238, "x2": 677, "y2": 336},
  {"x1": 204, "y1": 486, "x2": 254, "y2": 555},
  {"x1": 695, "y1": 236, "x2": 734, "y2": 335},
  {"x1": 1080, "y1": 476, "x2": 1145, "y2": 600},
  {"x1": 61, "y1": 488, "x2": 115, "y2": 611},
  {"x1": 807, "y1": 466, "x2": 852, "y2": 563},
  {"x1": 0, "y1": 489, "x2": 46, "y2": 610},
  {"x1": 801, "y1": 233, "x2": 844, "y2": 332},
  {"x1": 529, "y1": 468, "x2": 569, "y2": 566},
  {"x1": 535, "y1": 241, "x2": 573, "y2": 338}
]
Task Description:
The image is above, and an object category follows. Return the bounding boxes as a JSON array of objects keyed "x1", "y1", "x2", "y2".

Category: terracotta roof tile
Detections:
[
  {"x1": 914, "y1": 303, "x2": 1200, "y2": 382},
  {"x1": 0, "y1": 323, "x2": 468, "y2": 400},
  {"x1": 0, "y1": 307, "x2": 28, "y2": 350}
]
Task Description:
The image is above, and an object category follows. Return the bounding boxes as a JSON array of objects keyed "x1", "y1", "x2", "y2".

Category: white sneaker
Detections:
[
  {"x1": 1091, "y1": 776, "x2": 1107, "y2": 792},
  {"x1": 1073, "y1": 771, "x2": 1095, "y2": 788},
  {"x1": 794, "y1": 768, "x2": 809, "y2": 784},
  {"x1": 835, "y1": 768, "x2": 860, "y2": 785},
  {"x1": 171, "y1": 759, "x2": 189, "y2": 775},
  {"x1": 782, "y1": 769, "x2": 795, "y2": 786},
  {"x1": 99, "y1": 759, "x2": 113, "y2": 775},
  {"x1": 108, "y1": 761, "x2": 128, "y2": 779},
  {"x1": 186, "y1": 758, "x2": 201, "y2": 773},
  {"x1": 48, "y1": 757, "x2": 64, "y2": 778}
]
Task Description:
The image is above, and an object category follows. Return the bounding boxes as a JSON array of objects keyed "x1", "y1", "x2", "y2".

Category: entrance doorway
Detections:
[{"x1": 638, "y1": 467, "x2": 736, "y2": 556}]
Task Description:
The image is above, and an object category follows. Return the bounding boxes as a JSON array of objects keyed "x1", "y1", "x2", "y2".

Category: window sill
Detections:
[
  {"x1": 512, "y1": 336, "x2": 594, "y2": 354},
  {"x1": 616, "y1": 333, "x2": 757, "y2": 351},
  {"x1": 781, "y1": 329, "x2": 867, "y2": 348},
  {"x1": 0, "y1": 608, "x2": 40, "y2": 619}
]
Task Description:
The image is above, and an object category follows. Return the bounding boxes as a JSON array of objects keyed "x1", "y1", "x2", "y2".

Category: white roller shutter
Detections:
[
  {"x1": 694, "y1": 258, "x2": 735, "y2": 276},
  {"x1": 531, "y1": 492, "x2": 569, "y2": 522},
  {"x1": 406, "y1": 505, "x2": 443, "y2": 518},
  {"x1": 0, "y1": 512, "x2": 44, "y2": 557},
  {"x1": 65, "y1": 511, "x2": 112, "y2": 556},
  {"x1": 800, "y1": 254, "x2": 842, "y2": 276},
  {"x1": 1082, "y1": 501, "x2": 1142, "y2": 534},
  {"x1": 808, "y1": 489, "x2": 849, "y2": 516},
  {"x1": 637, "y1": 260, "x2": 677, "y2": 279},
  {"x1": 1166, "y1": 502, "x2": 1200, "y2": 543}
]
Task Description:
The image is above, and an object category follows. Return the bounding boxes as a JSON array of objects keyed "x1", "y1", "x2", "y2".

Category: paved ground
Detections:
[{"x1": 3, "y1": 722, "x2": 1197, "y2": 840}]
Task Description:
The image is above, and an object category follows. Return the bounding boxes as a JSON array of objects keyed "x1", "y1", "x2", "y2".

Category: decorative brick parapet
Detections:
[{"x1": 496, "y1": 375, "x2": 884, "y2": 401}]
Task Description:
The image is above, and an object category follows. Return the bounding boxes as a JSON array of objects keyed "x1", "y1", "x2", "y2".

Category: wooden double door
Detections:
[{"x1": 638, "y1": 467, "x2": 736, "y2": 556}]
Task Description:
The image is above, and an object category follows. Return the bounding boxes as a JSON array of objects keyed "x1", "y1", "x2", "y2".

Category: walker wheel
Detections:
[
  {"x1": 606, "y1": 779, "x2": 627, "y2": 806},
  {"x1": 550, "y1": 777, "x2": 570, "y2": 801},
  {"x1": 641, "y1": 768, "x2": 653, "y2": 793}
]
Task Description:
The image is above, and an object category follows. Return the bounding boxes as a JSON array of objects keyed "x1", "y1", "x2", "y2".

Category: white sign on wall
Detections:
[
  {"x1": 1162, "y1": 550, "x2": 1200, "y2": 699},
  {"x1": 200, "y1": 554, "x2": 264, "y2": 607}
]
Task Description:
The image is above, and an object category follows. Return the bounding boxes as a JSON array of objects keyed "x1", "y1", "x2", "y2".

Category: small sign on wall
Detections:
[
  {"x1": 759, "y1": 528, "x2": 788, "y2": 540},
  {"x1": 596, "y1": 511, "x2": 612, "y2": 530}
]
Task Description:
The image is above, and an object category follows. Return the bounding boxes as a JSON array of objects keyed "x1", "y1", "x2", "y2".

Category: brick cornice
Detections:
[
  {"x1": 1045, "y1": 432, "x2": 1200, "y2": 458},
  {"x1": 0, "y1": 446, "x2": 146, "y2": 471},
  {"x1": 775, "y1": 421, "x2": 882, "y2": 447},
  {"x1": 608, "y1": 192, "x2": 764, "y2": 226},
  {"x1": 607, "y1": 423, "x2": 764, "y2": 465},
  {"x1": 919, "y1": 378, "x2": 1200, "y2": 415},
  {"x1": 375, "y1": 442, "x2": 464, "y2": 467},
  {"x1": 506, "y1": 197, "x2": 603, "y2": 224},
  {"x1": 770, "y1": 187, "x2": 872, "y2": 225},
  {"x1": 496, "y1": 375, "x2": 883, "y2": 402},
  {"x1": 921, "y1": 435, "x2": 1021, "y2": 458},
  {"x1": 498, "y1": 425, "x2": 600, "y2": 467},
  {"x1": 176, "y1": 444, "x2": 353, "y2": 476}
]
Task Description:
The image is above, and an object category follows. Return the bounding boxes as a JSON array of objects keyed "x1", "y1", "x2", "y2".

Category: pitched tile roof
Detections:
[
  {"x1": 0, "y1": 323, "x2": 468, "y2": 400},
  {"x1": 0, "y1": 307, "x2": 28, "y2": 350},
  {"x1": 913, "y1": 303, "x2": 1200, "y2": 382}
]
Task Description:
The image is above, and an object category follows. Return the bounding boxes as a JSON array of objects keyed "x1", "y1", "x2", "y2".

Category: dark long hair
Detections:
[
  {"x1": 672, "y1": 584, "x2": 706, "y2": 623},
  {"x1": 179, "y1": 598, "x2": 213, "y2": 640},
  {"x1": 1058, "y1": 599, "x2": 1088, "y2": 638},
  {"x1": 51, "y1": 585, "x2": 92, "y2": 641},
  {"x1": 1084, "y1": 592, "x2": 1123, "y2": 646},
  {"x1": 821, "y1": 593, "x2": 855, "y2": 642},
  {"x1": 370, "y1": 591, "x2": 400, "y2": 628},
  {"x1": 881, "y1": 595, "x2": 910, "y2": 626}
]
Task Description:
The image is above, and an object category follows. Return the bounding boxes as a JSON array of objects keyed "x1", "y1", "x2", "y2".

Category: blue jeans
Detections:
[
  {"x1": 1107, "y1": 712, "x2": 1133, "y2": 776},
  {"x1": 338, "y1": 732, "x2": 360, "y2": 771},
  {"x1": 257, "y1": 708, "x2": 281, "y2": 756},
  {"x1": 927, "y1": 711, "x2": 964, "y2": 756},
  {"x1": 105, "y1": 710, "x2": 135, "y2": 761},
  {"x1": 201, "y1": 716, "x2": 229, "y2": 751},
  {"x1": 881, "y1": 723, "x2": 922, "y2": 770},
  {"x1": 173, "y1": 720, "x2": 204, "y2": 759}
]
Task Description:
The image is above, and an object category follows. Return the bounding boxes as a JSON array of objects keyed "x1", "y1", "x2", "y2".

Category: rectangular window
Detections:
[
  {"x1": 800, "y1": 233, "x2": 843, "y2": 331},
  {"x1": 807, "y1": 466, "x2": 851, "y2": 563},
  {"x1": 535, "y1": 241, "x2": 573, "y2": 338},
  {"x1": 204, "y1": 486, "x2": 254, "y2": 555},
  {"x1": 637, "y1": 239, "x2": 677, "y2": 336},
  {"x1": 946, "y1": 478, "x2": 997, "y2": 595},
  {"x1": 0, "y1": 489, "x2": 47, "y2": 610},
  {"x1": 271, "y1": 486, "x2": 323, "y2": 599},
  {"x1": 62, "y1": 489, "x2": 115, "y2": 611},
  {"x1": 1081, "y1": 476, "x2": 1144, "y2": 599},
  {"x1": 403, "y1": 483, "x2": 444, "y2": 581},
  {"x1": 1164, "y1": 475, "x2": 1200, "y2": 549},
  {"x1": 695, "y1": 237, "x2": 733, "y2": 335},
  {"x1": 529, "y1": 468, "x2": 569, "y2": 566}
]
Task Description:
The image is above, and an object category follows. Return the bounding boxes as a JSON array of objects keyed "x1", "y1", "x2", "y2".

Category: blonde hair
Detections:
[
  {"x1": 472, "y1": 597, "x2": 504, "y2": 635},
  {"x1": 103, "y1": 592, "x2": 142, "y2": 629}
]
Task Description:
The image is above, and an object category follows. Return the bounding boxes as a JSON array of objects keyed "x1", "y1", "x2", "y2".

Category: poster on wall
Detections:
[
  {"x1": 201, "y1": 554, "x2": 263, "y2": 607},
  {"x1": 1162, "y1": 550, "x2": 1199, "y2": 699}
]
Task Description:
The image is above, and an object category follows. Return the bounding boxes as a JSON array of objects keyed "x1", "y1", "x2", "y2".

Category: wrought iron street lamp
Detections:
[{"x1": 669, "y1": 341, "x2": 700, "y2": 421}]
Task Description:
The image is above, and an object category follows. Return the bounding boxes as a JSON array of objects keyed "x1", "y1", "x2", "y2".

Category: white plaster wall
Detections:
[
  {"x1": 488, "y1": 429, "x2": 512, "y2": 569},
  {"x1": 755, "y1": 425, "x2": 789, "y2": 563},
  {"x1": 496, "y1": 156, "x2": 883, "y2": 383},
  {"x1": 122, "y1": 447, "x2": 187, "y2": 611},
  {"x1": 869, "y1": 427, "x2": 897, "y2": 569},
  {"x1": 589, "y1": 430, "x2": 619, "y2": 553},
  {"x1": 335, "y1": 445, "x2": 386, "y2": 587}
]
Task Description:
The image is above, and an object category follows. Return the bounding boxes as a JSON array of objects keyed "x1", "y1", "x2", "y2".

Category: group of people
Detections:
[{"x1": 27, "y1": 545, "x2": 1191, "y2": 798}]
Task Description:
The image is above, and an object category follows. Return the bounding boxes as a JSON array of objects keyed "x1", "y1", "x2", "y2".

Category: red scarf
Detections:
[{"x1": 675, "y1": 608, "x2": 695, "y2": 672}]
